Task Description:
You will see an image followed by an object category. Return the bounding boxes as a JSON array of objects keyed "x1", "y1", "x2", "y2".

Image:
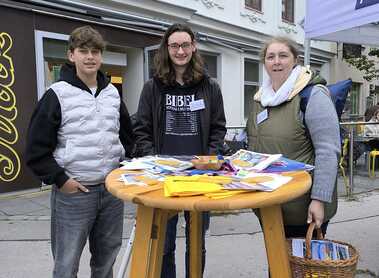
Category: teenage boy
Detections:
[
  {"x1": 26, "y1": 25, "x2": 134, "y2": 278},
  {"x1": 134, "y1": 23, "x2": 226, "y2": 278}
]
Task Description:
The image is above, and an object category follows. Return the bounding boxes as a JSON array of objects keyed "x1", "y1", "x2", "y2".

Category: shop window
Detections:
[
  {"x1": 146, "y1": 48, "x2": 158, "y2": 79},
  {"x1": 244, "y1": 59, "x2": 260, "y2": 119},
  {"x1": 282, "y1": 0, "x2": 294, "y2": 23},
  {"x1": 245, "y1": 0, "x2": 262, "y2": 11},
  {"x1": 43, "y1": 38, "x2": 67, "y2": 88},
  {"x1": 344, "y1": 82, "x2": 361, "y2": 117},
  {"x1": 201, "y1": 53, "x2": 218, "y2": 79},
  {"x1": 40, "y1": 34, "x2": 127, "y2": 98}
]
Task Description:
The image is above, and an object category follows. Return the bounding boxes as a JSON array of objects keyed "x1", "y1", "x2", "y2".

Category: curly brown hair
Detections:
[
  {"x1": 68, "y1": 25, "x2": 106, "y2": 52},
  {"x1": 154, "y1": 23, "x2": 205, "y2": 86}
]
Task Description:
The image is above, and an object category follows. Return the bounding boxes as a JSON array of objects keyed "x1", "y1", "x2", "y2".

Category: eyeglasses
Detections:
[{"x1": 167, "y1": 42, "x2": 192, "y2": 52}]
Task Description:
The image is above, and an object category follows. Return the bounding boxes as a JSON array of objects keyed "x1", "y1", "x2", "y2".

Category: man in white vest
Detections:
[{"x1": 26, "y1": 25, "x2": 135, "y2": 278}]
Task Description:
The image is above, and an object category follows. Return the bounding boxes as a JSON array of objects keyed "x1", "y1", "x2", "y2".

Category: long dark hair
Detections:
[{"x1": 154, "y1": 23, "x2": 204, "y2": 86}]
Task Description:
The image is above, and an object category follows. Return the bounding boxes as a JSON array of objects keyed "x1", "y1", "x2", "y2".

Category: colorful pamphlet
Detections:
[
  {"x1": 222, "y1": 173, "x2": 292, "y2": 192},
  {"x1": 121, "y1": 156, "x2": 193, "y2": 173},
  {"x1": 262, "y1": 157, "x2": 314, "y2": 173},
  {"x1": 227, "y1": 150, "x2": 282, "y2": 171},
  {"x1": 292, "y1": 239, "x2": 350, "y2": 260},
  {"x1": 120, "y1": 173, "x2": 164, "y2": 186}
]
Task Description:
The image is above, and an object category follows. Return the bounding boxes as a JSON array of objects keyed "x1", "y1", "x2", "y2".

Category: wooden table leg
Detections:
[
  {"x1": 260, "y1": 205, "x2": 291, "y2": 278},
  {"x1": 129, "y1": 205, "x2": 155, "y2": 278},
  {"x1": 189, "y1": 211, "x2": 203, "y2": 278},
  {"x1": 147, "y1": 210, "x2": 177, "y2": 278}
]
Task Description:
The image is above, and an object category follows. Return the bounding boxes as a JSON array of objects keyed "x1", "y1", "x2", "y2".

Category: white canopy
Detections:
[{"x1": 305, "y1": 0, "x2": 379, "y2": 46}]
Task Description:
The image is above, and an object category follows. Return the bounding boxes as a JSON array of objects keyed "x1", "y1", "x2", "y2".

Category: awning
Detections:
[
  {"x1": 0, "y1": 0, "x2": 166, "y2": 37},
  {"x1": 305, "y1": 0, "x2": 379, "y2": 46}
]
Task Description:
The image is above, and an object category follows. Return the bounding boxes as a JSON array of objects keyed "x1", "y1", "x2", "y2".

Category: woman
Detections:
[
  {"x1": 247, "y1": 37, "x2": 341, "y2": 238},
  {"x1": 134, "y1": 23, "x2": 226, "y2": 278}
]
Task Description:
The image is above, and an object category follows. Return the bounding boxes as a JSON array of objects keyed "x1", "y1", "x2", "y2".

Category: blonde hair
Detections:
[{"x1": 260, "y1": 36, "x2": 299, "y2": 63}]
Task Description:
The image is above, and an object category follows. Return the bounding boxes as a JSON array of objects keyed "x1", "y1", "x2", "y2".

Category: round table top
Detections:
[{"x1": 105, "y1": 169, "x2": 312, "y2": 212}]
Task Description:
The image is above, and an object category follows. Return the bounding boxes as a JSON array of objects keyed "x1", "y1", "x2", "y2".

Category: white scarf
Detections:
[{"x1": 260, "y1": 65, "x2": 301, "y2": 107}]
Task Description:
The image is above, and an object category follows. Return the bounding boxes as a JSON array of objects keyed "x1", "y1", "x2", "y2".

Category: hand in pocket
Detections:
[{"x1": 60, "y1": 178, "x2": 89, "y2": 193}]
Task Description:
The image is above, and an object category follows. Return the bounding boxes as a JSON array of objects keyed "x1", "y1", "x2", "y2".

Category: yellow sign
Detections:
[{"x1": 0, "y1": 32, "x2": 20, "y2": 182}]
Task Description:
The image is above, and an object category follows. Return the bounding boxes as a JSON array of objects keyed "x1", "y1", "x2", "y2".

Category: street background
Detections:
[{"x1": 1, "y1": 163, "x2": 378, "y2": 278}]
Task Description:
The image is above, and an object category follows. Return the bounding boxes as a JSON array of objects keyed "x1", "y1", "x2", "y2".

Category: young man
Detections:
[
  {"x1": 26, "y1": 26, "x2": 134, "y2": 278},
  {"x1": 134, "y1": 23, "x2": 227, "y2": 278}
]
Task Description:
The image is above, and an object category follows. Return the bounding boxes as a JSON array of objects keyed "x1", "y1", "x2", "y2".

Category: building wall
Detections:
[
  {"x1": 331, "y1": 44, "x2": 378, "y2": 116},
  {"x1": 91, "y1": 0, "x2": 337, "y2": 129},
  {"x1": 0, "y1": 6, "x2": 37, "y2": 192},
  {"x1": 124, "y1": 48, "x2": 145, "y2": 115},
  {"x1": 0, "y1": 2, "x2": 161, "y2": 192},
  {"x1": 4, "y1": 0, "x2": 372, "y2": 192}
]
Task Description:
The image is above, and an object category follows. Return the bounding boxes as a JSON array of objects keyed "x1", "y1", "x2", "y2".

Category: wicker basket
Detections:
[{"x1": 287, "y1": 222, "x2": 359, "y2": 277}]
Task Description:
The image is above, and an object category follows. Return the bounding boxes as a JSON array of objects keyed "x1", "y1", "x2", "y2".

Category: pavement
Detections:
[{"x1": 1, "y1": 161, "x2": 379, "y2": 278}]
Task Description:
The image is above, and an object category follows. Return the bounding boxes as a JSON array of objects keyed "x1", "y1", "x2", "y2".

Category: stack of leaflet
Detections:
[
  {"x1": 163, "y1": 173, "x2": 293, "y2": 198},
  {"x1": 223, "y1": 173, "x2": 292, "y2": 192},
  {"x1": 120, "y1": 156, "x2": 193, "y2": 174},
  {"x1": 261, "y1": 157, "x2": 314, "y2": 173},
  {"x1": 226, "y1": 149, "x2": 313, "y2": 175},
  {"x1": 227, "y1": 150, "x2": 282, "y2": 171},
  {"x1": 292, "y1": 239, "x2": 350, "y2": 260},
  {"x1": 120, "y1": 172, "x2": 164, "y2": 186},
  {"x1": 119, "y1": 152, "x2": 311, "y2": 199}
]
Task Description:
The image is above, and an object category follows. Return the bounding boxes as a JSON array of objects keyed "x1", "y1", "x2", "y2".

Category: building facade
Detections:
[
  {"x1": 332, "y1": 43, "x2": 379, "y2": 120},
  {"x1": 1, "y1": 0, "x2": 368, "y2": 192}
]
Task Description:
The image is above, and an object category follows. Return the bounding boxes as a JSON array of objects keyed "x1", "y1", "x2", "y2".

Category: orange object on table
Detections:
[
  {"x1": 105, "y1": 169, "x2": 312, "y2": 278},
  {"x1": 190, "y1": 155, "x2": 224, "y2": 170}
]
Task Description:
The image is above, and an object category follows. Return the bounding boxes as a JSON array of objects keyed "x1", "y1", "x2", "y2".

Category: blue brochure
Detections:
[{"x1": 262, "y1": 157, "x2": 314, "y2": 173}]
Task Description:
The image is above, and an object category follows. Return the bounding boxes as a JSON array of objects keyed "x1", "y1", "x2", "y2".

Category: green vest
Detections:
[{"x1": 247, "y1": 95, "x2": 337, "y2": 225}]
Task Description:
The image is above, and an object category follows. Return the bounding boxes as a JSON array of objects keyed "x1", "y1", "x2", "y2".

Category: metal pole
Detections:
[
  {"x1": 304, "y1": 39, "x2": 311, "y2": 66},
  {"x1": 348, "y1": 126, "x2": 354, "y2": 197},
  {"x1": 117, "y1": 220, "x2": 136, "y2": 278}
]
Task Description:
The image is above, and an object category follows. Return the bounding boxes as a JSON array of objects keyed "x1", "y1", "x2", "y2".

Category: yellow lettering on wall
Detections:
[{"x1": 0, "y1": 32, "x2": 20, "y2": 182}]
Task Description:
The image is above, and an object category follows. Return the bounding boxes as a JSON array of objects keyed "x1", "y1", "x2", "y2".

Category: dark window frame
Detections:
[
  {"x1": 244, "y1": 59, "x2": 260, "y2": 120},
  {"x1": 282, "y1": 0, "x2": 294, "y2": 23},
  {"x1": 245, "y1": 0, "x2": 262, "y2": 12},
  {"x1": 342, "y1": 43, "x2": 363, "y2": 59}
]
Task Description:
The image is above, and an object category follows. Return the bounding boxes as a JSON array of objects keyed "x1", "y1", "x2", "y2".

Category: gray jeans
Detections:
[{"x1": 51, "y1": 184, "x2": 124, "y2": 278}]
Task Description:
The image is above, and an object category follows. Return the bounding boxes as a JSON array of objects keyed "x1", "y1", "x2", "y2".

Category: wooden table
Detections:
[{"x1": 106, "y1": 169, "x2": 312, "y2": 278}]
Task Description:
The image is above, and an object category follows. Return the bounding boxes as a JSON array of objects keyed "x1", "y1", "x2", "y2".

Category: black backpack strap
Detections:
[
  {"x1": 299, "y1": 85, "x2": 315, "y2": 139},
  {"x1": 299, "y1": 85, "x2": 314, "y2": 115}
]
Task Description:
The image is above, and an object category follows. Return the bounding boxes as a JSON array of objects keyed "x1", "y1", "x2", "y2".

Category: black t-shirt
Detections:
[{"x1": 160, "y1": 89, "x2": 202, "y2": 156}]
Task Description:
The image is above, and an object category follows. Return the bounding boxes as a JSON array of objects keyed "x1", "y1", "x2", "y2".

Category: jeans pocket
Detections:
[
  {"x1": 54, "y1": 188, "x2": 98, "y2": 224},
  {"x1": 56, "y1": 188, "x2": 81, "y2": 197}
]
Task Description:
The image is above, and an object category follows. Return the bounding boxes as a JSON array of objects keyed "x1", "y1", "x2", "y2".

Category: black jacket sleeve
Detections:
[
  {"x1": 119, "y1": 100, "x2": 135, "y2": 158},
  {"x1": 133, "y1": 81, "x2": 155, "y2": 157},
  {"x1": 25, "y1": 89, "x2": 69, "y2": 187},
  {"x1": 208, "y1": 80, "x2": 227, "y2": 154}
]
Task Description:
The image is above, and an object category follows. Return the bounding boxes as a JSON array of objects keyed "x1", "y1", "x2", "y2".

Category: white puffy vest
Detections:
[{"x1": 52, "y1": 81, "x2": 124, "y2": 185}]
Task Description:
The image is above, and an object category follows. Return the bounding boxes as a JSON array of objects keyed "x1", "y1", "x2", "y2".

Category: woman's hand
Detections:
[
  {"x1": 307, "y1": 199, "x2": 325, "y2": 228},
  {"x1": 59, "y1": 178, "x2": 89, "y2": 193}
]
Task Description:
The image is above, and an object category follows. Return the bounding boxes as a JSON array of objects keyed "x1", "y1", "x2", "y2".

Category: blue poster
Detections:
[{"x1": 356, "y1": 0, "x2": 379, "y2": 9}]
